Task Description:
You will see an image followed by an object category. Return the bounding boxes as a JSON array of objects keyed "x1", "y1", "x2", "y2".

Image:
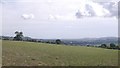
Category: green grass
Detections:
[
  {"x1": 2, "y1": 40, "x2": 119, "y2": 66},
  {"x1": 0, "y1": 40, "x2": 2, "y2": 67}
]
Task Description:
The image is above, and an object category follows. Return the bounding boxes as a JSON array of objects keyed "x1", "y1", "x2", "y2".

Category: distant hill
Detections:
[
  {"x1": 62, "y1": 37, "x2": 118, "y2": 46},
  {"x1": 0, "y1": 36, "x2": 119, "y2": 46}
]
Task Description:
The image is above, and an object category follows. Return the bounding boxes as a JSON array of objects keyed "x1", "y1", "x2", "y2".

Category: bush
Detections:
[
  {"x1": 115, "y1": 45, "x2": 120, "y2": 50},
  {"x1": 110, "y1": 43, "x2": 116, "y2": 49},
  {"x1": 56, "y1": 39, "x2": 62, "y2": 44},
  {"x1": 101, "y1": 44, "x2": 107, "y2": 48}
]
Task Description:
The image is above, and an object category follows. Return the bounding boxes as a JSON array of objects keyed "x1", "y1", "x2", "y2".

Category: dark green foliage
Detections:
[
  {"x1": 13, "y1": 31, "x2": 23, "y2": 41},
  {"x1": 101, "y1": 44, "x2": 107, "y2": 48},
  {"x1": 115, "y1": 45, "x2": 120, "y2": 50},
  {"x1": 87, "y1": 45, "x2": 90, "y2": 47},
  {"x1": 56, "y1": 39, "x2": 61, "y2": 44},
  {"x1": 46, "y1": 41, "x2": 50, "y2": 43},
  {"x1": 110, "y1": 43, "x2": 116, "y2": 49}
]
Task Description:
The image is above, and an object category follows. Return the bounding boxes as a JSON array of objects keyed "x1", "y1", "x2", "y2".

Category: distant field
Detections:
[{"x1": 2, "y1": 40, "x2": 119, "y2": 66}]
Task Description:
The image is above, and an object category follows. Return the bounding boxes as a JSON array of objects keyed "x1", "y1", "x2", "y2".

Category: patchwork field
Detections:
[{"x1": 2, "y1": 40, "x2": 119, "y2": 66}]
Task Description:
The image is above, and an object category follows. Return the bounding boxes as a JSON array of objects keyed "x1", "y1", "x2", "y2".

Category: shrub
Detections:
[
  {"x1": 110, "y1": 43, "x2": 116, "y2": 49},
  {"x1": 101, "y1": 44, "x2": 107, "y2": 48}
]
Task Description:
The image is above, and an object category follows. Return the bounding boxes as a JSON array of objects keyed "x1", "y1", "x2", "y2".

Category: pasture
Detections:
[{"x1": 2, "y1": 40, "x2": 119, "y2": 66}]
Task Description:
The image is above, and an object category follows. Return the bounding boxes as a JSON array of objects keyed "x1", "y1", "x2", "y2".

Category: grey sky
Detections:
[{"x1": 1, "y1": 0, "x2": 119, "y2": 39}]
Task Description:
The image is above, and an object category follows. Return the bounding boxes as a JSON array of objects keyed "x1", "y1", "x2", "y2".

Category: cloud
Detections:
[
  {"x1": 98, "y1": 2, "x2": 118, "y2": 17},
  {"x1": 75, "y1": 10, "x2": 83, "y2": 18},
  {"x1": 2, "y1": 0, "x2": 118, "y2": 21},
  {"x1": 48, "y1": 14, "x2": 57, "y2": 20},
  {"x1": 2, "y1": 0, "x2": 118, "y2": 38},
  {"x1": 21, "y1": 14, "x2": 34, "y2": 20},
  {"x1": 75, "y1": 1, "x2": 118, "y2": 19},
  {"x1": 46, "y1": 0, "x2": 118, "y2": 20},
  {"x1": 48, "y1": 14, "x2": 77, "y2": 21}
]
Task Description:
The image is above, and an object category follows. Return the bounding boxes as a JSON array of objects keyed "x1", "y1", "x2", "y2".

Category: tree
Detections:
[
  {"x1": 101, "y1": 44, "x2": 107, "y2": 48},
  {"x1": 56, "y1": 39, "x2": 61, "y2": 44},
  {"x1": 110, "y1": 43, "x2": 116, "y2": 49},
  {"x1": 14, "y1": 31, "x2": 23, "y2": 41},
  {"x1": 115, "y1": 45, "x2": 120, "y2": 50},
  {"x1": 87, "y1": 45, "x2": 90, "y2": 47}
]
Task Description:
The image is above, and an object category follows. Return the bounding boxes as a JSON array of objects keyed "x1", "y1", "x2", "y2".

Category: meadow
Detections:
[{"x1": 2, "y1": 40, "x2": 119, "y2": 66}]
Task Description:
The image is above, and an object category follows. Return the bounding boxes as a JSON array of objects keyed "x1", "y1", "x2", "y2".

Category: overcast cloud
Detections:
[{"x1": 1, "y1": 0, "x2": 119, "y2": 39}]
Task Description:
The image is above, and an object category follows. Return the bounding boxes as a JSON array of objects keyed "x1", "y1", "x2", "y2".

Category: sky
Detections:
[{"x1": 0, "y1": 0, "x2": 119, "y2": 39}]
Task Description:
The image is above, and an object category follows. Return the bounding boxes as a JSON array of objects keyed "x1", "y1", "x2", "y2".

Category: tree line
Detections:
[
  {"x1": 13, "y1": 31, "x2": 62, "y2": 44},
  {"x1": 99, "y1": 43, "x2": 120, "y2": 50},
  {"x1": 1, "y1": 31, "x2": 120, "y2": 50}
]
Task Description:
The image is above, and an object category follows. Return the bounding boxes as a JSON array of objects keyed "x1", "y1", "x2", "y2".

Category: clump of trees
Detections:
[
  {"x1": 55, "y1": 39, "x2": 62, "y2": 44},
  {"x1": 109, "y1": 43, "x2": 116, "y2": 49},
  {"x1": 13, "y1": 31, "x2": 23, "y2": 41},
  {"x1": 42, "y1": 39, "x2": 62, "y2": 44},
  {"x1": 100, "y1": 43, "x2": 120, "y2": 50},
  {"x1": 100, "y1": 44, "x2": 107, "y2": 48}
]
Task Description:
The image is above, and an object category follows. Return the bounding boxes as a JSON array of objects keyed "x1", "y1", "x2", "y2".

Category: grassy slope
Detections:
[
  {"x1": 2, "y1": 40, "x2": 118, "y2": 66},
  {"x1": 0, "y1": 40, "x2": 2, "y2": 67}
]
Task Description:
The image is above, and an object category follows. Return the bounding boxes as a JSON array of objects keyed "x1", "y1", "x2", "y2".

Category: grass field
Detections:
[
  {"x1": 2, "y1": 40, "x2": 119, "y2": 66},
  {"x1": 0, "y1": 40, "x2": 2, "y2": 67}
]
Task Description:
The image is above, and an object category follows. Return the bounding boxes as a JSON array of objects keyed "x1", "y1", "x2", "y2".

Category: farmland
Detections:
[{"x1": 2, "y1": 40, "x2": 119, "y2": 66}]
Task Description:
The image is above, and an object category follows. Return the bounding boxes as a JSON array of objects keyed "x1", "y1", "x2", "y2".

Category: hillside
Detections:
[
  {"x1": 2, "y1": 40, "x2": 118, "y2": 66},
  {"x1": 62, "y1": 37, "x2": 118, "y2": 46}
]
